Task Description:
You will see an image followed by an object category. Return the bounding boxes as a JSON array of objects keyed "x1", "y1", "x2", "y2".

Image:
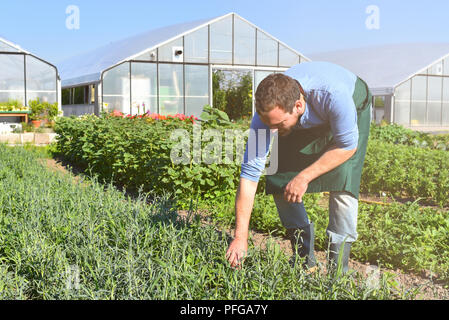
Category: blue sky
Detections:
[{"x1": 1, "y1": 0, "x2": 448, "y2": 64}]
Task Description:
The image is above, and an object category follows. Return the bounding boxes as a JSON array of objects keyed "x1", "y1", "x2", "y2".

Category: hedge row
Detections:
[
  {"x1": 369, "y1": 122, "x2": 449, "y2": 151},
  {"x1": 53, "y1": 114, "x2": 251, "y2": 202},
  {"x1": 54, "y1": 116, "x2": 449, "y2": 206},
  {"x1": 362, "y1": 139, "x2": 449, "y2": 207}
]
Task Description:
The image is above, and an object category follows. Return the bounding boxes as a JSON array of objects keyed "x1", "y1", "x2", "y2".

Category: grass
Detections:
[{"x1": 0, "y1": 144, "x2": 407, "y2": 300}]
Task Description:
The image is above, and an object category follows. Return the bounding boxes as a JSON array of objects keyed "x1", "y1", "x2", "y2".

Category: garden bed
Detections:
[{"x1": 0, "y1": 145, "x2": 403, "y2": 300}]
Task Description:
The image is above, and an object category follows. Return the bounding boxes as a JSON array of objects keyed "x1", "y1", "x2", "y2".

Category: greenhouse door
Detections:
[
  {"x1": 210, "y1": 66, "x2": 286, "y2": 121},
  {"x1": 211, "y1": 67, "x2": 253, "y2": 122}
]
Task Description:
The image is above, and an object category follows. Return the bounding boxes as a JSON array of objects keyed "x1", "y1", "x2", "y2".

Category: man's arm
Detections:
[
  {"x1": 284, "y1": 145, "x2": 357, "y2": 203},
  {"x1": 226, "y1": 177, "x2": 258, "y2": 268}
]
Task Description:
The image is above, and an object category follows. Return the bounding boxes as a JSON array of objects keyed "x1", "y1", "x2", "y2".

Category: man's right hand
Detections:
[{"x1": 226, "y1": 238, "x2": 248, "y2": 268}]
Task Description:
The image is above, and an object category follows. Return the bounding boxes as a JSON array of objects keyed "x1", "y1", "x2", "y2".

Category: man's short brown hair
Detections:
[{"x1": 255, "y1": 73, "x2": 305, "y2": 115}]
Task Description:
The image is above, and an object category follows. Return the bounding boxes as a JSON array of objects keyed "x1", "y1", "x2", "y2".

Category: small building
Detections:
[
  {"x1": 310, "y1": 43, "x2": 449, "y2": 131},
  {"x1": 0, "y1": 37, "x2": 61, "y2": 123},
  {"x1": 58, "y1": 12, "x2": 309, "y2": 118}
]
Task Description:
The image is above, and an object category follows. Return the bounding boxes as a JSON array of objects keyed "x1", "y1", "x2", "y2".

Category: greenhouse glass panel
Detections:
[
  {"x1": 134, "y1": 49, "x2": 157, "y2": 62},
  {"x1": 185, "y1": 64, "x2": 208, "y2": 117},
  {"x1": 0, "y1": 54, "x2": 25, "y2": 104},
  {"x1": 131, "y1": 62, "x2": 157, "y2": 115},
  {"x1": 427, "y1": 76, "x2": 442, "y2": 125},
  {"x1": 103, "y1": 62, "x2": 130, "y2": 114},
  {"x1": 257, "y1": 31, "x2": 278, "y2": 66},
  {"x1": 394, "y1": 80, "x2": 411, "y2": 125},
  {"x1": 255, "y1": 70, "x2": 275, "y2": 92},
  {"x1": 429, "y1": 60, "x2": 443, "y2": 75},
  {"x1": 184, "y1": 26, "x2": 208, "y2": 63},
  {"x1": 233, "y1": 16, "x2": 255, "y2": 65},
  {"x1": 26, "y1": 55, "x2": 57, "y2": 104},
  {"x1": 159, "y1": 63, "x2": 183, "y2": 115},
  {"x1": 443, "y1": 77, "x2": 449, "y2": 125},
  {"x1": 0, "y1": 40, "x2": 19, "y2": 52},
  {"x1": 210, "y1": 16, "x2": 232, "y2": 64},
  {"x1": 279, "y1": 44, "x2": 299, "y2": 67},
  {"x1": 159, "y1": 38, "x2": 183, "y2": 63},
  {"x1": 444, "y1": 57, "x2": 449, "y2": 76},
  {"x1": 410, "y1": 76, "x2": 427, "y2": 125}
]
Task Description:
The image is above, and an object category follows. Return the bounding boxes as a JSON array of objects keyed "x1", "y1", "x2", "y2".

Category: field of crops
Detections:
[
  {"x1": 1, "y1": 113, "x2": 449, "y2": 300},
  {"x1": 0, "y1": 144, "x2": 405, "y2": 299}
]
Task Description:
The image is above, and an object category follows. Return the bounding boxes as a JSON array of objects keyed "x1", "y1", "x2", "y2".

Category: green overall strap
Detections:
[{"x1": 265, "y1": 77, "x2": 372, "y2": 199}]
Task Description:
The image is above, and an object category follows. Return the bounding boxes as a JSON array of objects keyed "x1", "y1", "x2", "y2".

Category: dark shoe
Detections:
[
  {"x1": 286, "y1": 222, "x2": 317, "y2": 272},
  {"x1": 327, "y1": 242, "x2": 351, "y2": 275}
]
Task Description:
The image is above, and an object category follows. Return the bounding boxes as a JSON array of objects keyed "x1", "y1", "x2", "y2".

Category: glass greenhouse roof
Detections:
[
  {"x1": 58, "y1": 13, "x2": 307, "y2": 88},
  {"x1": 0, "y1": 37, "x2": 26, "y2": 53},
  {"x1": 309, "y1": 43, "x2": 449, "y2": 95}
]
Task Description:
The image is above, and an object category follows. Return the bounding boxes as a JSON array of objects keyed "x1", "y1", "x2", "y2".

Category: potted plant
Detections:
[
  {"x1": 29, "y1": 98, "x2": 45, "y2": 128},
  {"x1": 44, "y1": 101, "x2": 61, "y2": 128}
]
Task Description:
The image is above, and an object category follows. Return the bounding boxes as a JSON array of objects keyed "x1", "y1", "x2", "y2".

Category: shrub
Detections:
[
  {"x1": 362, "y1": 139, "x2": 449, "y2": 207},
  {"x1": 53, "y1": 113, "x2": 249, "y2": 202},
  {"x1": 369, "y1": 122, "x2": 449, "y2": 151}
]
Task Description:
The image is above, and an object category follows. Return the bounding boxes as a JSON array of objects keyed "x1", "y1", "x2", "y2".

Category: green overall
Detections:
[{"x1": 265, "y1": 77, "x2": 372, "y2": 199}]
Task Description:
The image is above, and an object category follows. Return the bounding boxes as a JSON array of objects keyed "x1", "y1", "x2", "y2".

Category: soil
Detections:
[{"x1": 43, "y1": 157, "x2": 449, "y2": 300}]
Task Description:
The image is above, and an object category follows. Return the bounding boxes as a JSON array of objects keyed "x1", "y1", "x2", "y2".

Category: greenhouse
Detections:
[
  {"x1": 310, "y1": 43, "x2": 449, "y2": 130},
  {"x1": 0, "y1": 37, "x2": 60, "y2": 122},
  {"x1": 58, "y1": 12, "x2": 309, "y2": 118}
]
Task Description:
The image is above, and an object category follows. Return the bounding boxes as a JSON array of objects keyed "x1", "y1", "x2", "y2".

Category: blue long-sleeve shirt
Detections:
[{"x1": 240, "y1": 61, "x2": 359, "y2": 182}]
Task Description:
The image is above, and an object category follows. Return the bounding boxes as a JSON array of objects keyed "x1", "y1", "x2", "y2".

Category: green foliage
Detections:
[
  {"x1": 374, "y1": 97, "x2": 385, "y2": 108},
  {"x1": 199, "y1": 191, "x2": 449, "y2": 283},
  {"x1": 370, "y1": 122, "x2": 449, "y2": 151},
  {"x1": 54, "y1": 115, "x2": 449, "y2": 208},
  {"x1": 212, "y1": 70, "x2": 253, "y2": 121},
  {"x1": 53, "y1": 114, "x2": 247, "y2": 203},
  {"x1": 0, "y1": 145, "x2": 401, "y2": 299},
  {"x1": 199, "y1": 105, "x2": 232, "y2": 125},
  {"x1": 354, "y1": 201, "x2": 449, "y2": 280},
  {"x1": 0, "y1": 99, "x2": 27, "y2": 111},
  {"x1": 29, "y1": 98, "x2": 60, "y2": 121},
  {"x1": 362, "y1": 139, "x2": 449, "y2": 207}
]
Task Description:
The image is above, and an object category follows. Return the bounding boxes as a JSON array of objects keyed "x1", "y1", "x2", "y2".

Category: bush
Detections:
[
  {"x1": 29, "y1": 98, "x2": 60, "y2": 121},
  {"x1": 53, "y1": 115, "x2": 449, "y2": 207},
  {"x1": 53, "y1": 113, "x2": 249, "y2": 203},
  {"x1": 362, "y1": 139, "x2": 449, "y2": 207}
]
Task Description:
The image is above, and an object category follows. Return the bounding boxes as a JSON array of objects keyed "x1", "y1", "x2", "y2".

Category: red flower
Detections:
[{"x1": 112, "y1": 110, "x2": 124, "y2": 117}]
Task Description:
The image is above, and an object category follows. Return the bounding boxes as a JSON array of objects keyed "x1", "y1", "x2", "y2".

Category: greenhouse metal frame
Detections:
[
  {"x1": 59, "y1": 13, "x2": 309, "y2": 118},
  {"x1": 392, "y1": 54, "x2": 449, "y2": 127},
  {"x1": 309, "y1": 43, "x2": 449, "y2": 129},
  {"x1": 0, "y1": 37, "x2": 60, "y2": 108}
]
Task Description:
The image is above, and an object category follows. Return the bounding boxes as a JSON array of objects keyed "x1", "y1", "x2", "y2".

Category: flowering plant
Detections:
[{"x1": 110, "y1": 110, "x2": 198, "y2": 124}]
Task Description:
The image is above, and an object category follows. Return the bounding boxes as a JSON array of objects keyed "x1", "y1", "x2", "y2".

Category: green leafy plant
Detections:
[
  {"x1": 28, "y1": 98, "x2": 60, "y2": 122},
  {"x1": 370, "y1": 122, "x2": 449, "y2": 151},
  {"x1": 0, "y1": 144, "x2": 404, "y2": 300},
  {"x1": 53, "y1": 114, "x2": 248, "y2": 203},
  {"x1": 362, "y1": 138, "x2": 449, "y2": 207},
  {"x1": 199, "y1": 105, "x2": 232, "y2": 125},
  {"x1": 0, "y1": 99, "x2": 28, "y2": 112}
]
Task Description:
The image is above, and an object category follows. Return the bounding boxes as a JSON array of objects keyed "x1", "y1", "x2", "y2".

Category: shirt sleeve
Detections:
[
  {"x1": 327, "y1": 91, "x2": 359, "y2": 150},
  {"x1": 240, "y1": 112, "x2": 272, "y2": 182}
]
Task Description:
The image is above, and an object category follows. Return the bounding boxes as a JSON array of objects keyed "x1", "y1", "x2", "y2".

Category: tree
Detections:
[{"x1": 212, "y1": 70, "x2": 253, "y2": 121}]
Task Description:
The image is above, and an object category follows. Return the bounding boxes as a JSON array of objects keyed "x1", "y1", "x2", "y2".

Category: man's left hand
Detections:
[{"x1": 284, "y1": 174, "x2": 309, "y2": 203}]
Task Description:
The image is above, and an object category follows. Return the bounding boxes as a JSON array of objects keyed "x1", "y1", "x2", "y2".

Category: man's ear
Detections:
[{"x1": 295, "y1": 100, "x2": 303, "y2": 112}]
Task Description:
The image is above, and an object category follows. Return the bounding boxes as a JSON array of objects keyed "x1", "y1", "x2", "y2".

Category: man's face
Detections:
[{"x1": 259, "y1": 101, "x2": 304, "y2": 137}]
